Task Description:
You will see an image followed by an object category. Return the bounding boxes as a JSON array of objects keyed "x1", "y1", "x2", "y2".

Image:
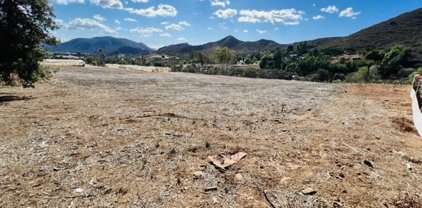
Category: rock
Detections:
[
  {"x1": 301, "y1": 188, "x2": 317, "y2": 195},
  {"x1": 192, "y1": 171, "x2": 205, "y2": 179},
  {"x1": 235, "y1": 173, "x2": 243, "y2": 182},
  {"x1": 74, "y1": 188, "x2": 84, "y2": 193},
  {"x1": 364, "y1": 160, "x2": 374, "y2": 168}
]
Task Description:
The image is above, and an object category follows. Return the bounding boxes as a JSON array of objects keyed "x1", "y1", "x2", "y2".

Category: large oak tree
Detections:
[{"x1": 0, "y1": 0, "x2": 57, "y2": 87}]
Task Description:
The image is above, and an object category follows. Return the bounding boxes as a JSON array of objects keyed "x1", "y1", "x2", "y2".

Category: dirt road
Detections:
[{"x1": 1, "y1": 66, "x2": 421, "y2": 207}]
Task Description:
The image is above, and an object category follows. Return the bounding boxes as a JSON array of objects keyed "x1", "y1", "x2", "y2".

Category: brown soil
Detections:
[{"x1": 1, "y1": 67, "x2": 422, "y2": 207}]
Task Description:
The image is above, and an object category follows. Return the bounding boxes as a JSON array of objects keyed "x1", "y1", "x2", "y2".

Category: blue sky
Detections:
[{"x1": 49, "y1": 0, "x2": 422, "y2": 49}]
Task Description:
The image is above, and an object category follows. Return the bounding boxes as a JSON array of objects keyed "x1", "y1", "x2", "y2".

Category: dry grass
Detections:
[{"x1": 0, "y1": 67, "x2": 422, "y2": 207}]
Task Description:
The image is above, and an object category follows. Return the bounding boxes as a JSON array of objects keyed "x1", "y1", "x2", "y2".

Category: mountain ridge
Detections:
[
  {"x1": 44, "y1": 36, "x2": 153, "y2": 55},
  {"x1": 157, "y1": 35, "x2": 283, "y2": 55}
]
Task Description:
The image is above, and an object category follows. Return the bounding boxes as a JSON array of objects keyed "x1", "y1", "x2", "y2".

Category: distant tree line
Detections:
[{"x1": 172, "y1": 43, "x2": 417, "y2": 83}]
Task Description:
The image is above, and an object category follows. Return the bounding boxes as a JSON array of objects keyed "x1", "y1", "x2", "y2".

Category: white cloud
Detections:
[
  {"x1": 339, "y1": 7, "x2": 360, "y2": 19},
  {"x1": 238, "y1": 9, "x2": 304, "y2": 25},
  {"x1": 161, "y1": 21, "x2": 169, "y2": 25},
  {"x1": 243, "y1": 29, "x2": 248, "y2": 33},
  {"x1": 66, "y1": 18, "x2": 116, "y2": 34},
  {"x1": 164, "y1": 21, "x2": 191, "y2": 31},
  {"x1": 114, "y1": 20, "x2": 121, "y2": 24},
  {"x1": 207, "y1": 27, "x2": 212, "y2": 30},
  {"x1": 177, "y1": 37, "x2": 187, "y2": 42},
  {"x1": 126, "y1": 4, "x2": 177, "y2": 17},
  {"x1": 130, "y1": 27, "x2": 163, "y2": 37},
  {"x1": 159, "y1": 33, "x2": 172, "y2": 37},
  {"x1": 210, "y1": 0, "x2": 230, "y2": 7},
  {"x1": 165, "y1": 24, "x2": 184, "y2": 31},
  {"x1": 178, "y1": 21, "x2": 191, "y2": 26},
  {"x1": 312, "y1": 15, "x2": 325, "y2": 20},
  {"x1": 90, "y1": 0, "x2": 123, "y2": 9},
  {"x1": 214, "y1": 9, "x2": 237, "y2": 19},
  {"x1": 124, "y1": 18, "x2": 137, "y2": 22},
  {"x1": 256, "y1": 29, "x2": 267, "y2": 34},
  {"x1": 321, "y1": 5, "x2": 339, "y2": 14},
  {"x1": 93, "y1": 14, "x2": 106, "y2": 21},
  {"x1": 49, "y1": 0, "x2": 84, "y2": 5},
  {"x1": 132, "y1": 0, "x2": 148, "y2": 2}
]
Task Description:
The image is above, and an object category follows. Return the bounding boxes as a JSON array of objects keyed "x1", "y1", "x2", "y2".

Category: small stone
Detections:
[
  {"x1": 192, "y1": 171, "x2": 204, "y2": 179},
  {"x1": 75, "y1": 188, "x2": 84, "y2": 193},
  {"x1": 301, "y1": 188, "x2": 317, "y2": 195},
  {"x1": 235, "y1": 173, "x2": 243, "y2": 181}
]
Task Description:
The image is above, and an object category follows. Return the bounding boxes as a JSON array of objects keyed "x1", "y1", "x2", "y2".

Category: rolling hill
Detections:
[
  {"x1": 45, "y1": 36, "x2": 153, "y2": 55},
  {"x1": 314, "y1": 8, "x2": 422, "y2": 59},
  {"x1": 157, "y1": 35, "x2": 283, "y2": 55}
]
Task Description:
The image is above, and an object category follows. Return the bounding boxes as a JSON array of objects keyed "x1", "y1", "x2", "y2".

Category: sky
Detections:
[{"x1": 49, "y1": 0, "x2": 422, "y2": 49}]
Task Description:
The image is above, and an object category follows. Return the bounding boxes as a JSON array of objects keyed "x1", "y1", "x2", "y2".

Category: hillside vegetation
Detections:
[{"x1": 315, "y1": 8, "x2": 422, "y2": 60}]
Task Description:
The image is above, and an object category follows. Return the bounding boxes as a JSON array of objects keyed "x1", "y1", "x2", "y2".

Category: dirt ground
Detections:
[{"x1": 1, "y1": 66, "x2": 422, "y2": 207}]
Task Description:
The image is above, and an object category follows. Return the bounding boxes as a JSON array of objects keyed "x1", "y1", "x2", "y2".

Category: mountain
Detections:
[
  {"x1": 44, "y1": 36, "x2": 153, "y2": 55},
  {"x1": 157, "y1": 35, "x2": 283, "y2": 55},
  {"x1": 314, "y1": 8, "x2": 422, "y2": 59}
]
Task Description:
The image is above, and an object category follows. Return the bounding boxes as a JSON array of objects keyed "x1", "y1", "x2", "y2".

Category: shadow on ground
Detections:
[{"x1": 0, "y1": 94, "x2": 33, "y2": 104}]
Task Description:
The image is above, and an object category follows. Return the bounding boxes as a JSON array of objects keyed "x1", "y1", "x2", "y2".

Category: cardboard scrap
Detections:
[{"x1": 208, "y1": 152, "x2": 247, "y2": 169}]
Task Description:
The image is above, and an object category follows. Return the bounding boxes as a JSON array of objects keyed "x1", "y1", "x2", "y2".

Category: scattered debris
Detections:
[
  {"x1": 212, "y1": 197, "x2": 218, "y2": 204},
  {"x1": 364, "y1": 160, "x2": 374, "y2": 168},
  {"x1": 204, "y1": 186, "x2": 218, "y2": 192},
  {"x1": 192, "y1": 171, "x2": 205, "y2": 179},
  {"x1": 208, "y1": 152, "x2": 247, "y2": 169},
  {"x1": 74, "y1": 188, "x2": 84, "y2": 193},
  {"x1": 264, "y1": 190, "x2": 285, "y2": 208},
  {"x1": 301, "y1": 188, "x2": 317, "y2": 195},
  {"x1": 234, "y1": 173, "x2": 243, "y2": 182}
]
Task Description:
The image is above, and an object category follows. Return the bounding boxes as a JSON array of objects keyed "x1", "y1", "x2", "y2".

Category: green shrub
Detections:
[
  {"x1": 345, "y1": 67, "x2": 370, "y2": 83},
  {"x1": 408, "y1": 67, "x2": 422, "y2": 83}
]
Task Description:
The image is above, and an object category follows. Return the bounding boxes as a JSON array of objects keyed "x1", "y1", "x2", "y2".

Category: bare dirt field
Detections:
[{"x1": 1, "y1": 66, "x2": 422, "y2": 207}]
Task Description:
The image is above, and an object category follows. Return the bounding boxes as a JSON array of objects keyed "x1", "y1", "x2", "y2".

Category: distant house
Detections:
[{"x1": 237, "y1": 60, "x2": 245, "y2": 65}]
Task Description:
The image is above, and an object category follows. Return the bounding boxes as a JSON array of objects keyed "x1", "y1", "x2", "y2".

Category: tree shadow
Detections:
[{"x1": 0, "y1": 94, "x2": 34, "y2": 104}]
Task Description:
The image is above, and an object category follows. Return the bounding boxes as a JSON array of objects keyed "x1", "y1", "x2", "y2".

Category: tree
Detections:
[
  {"x1": 212, "y1": 47, "x2": 237, "y2": 64},
  {"x1": 0, "y1": 0, "x2": 58, "y2": 87},
  {"x1": 295, "y1": 41, "x2": 308, "y2": 56},
  {"x1": 98, "y1": 49, "x2": 106, "y2": 66},
  {"x1": 380, "y1": 45, "x2": 411, "y2": 78}
]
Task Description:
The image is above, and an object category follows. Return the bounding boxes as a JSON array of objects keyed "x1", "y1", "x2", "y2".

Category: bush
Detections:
[
  {"x1": 345, "y1": 67, "x2": 370, "y2": 83},
  {"x1": 310, "y1": 69, "x2": 330, "y2": 82},
  {"x1": 408, "y1": 67, "x2": 422, "y2": 83}
]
